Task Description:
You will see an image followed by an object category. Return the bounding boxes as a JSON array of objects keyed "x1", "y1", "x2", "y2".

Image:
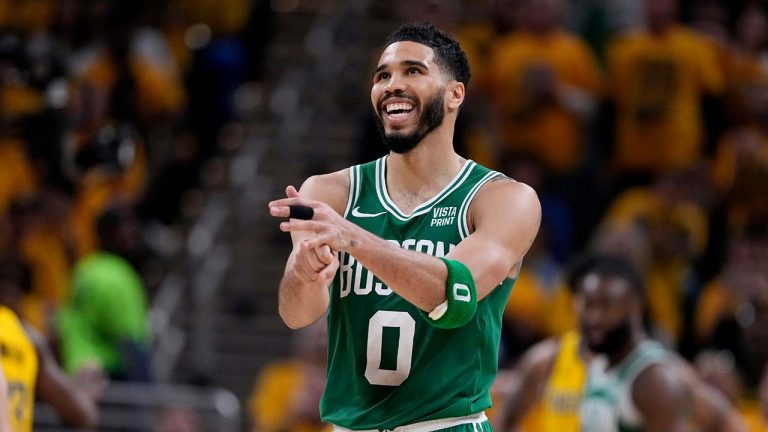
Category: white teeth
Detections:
[{"x1": 385, "y1": 102, "x2": 415, "y2": 113}]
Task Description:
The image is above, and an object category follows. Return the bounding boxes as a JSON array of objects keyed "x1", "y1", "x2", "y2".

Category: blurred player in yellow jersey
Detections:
[
  {"x1": 0, "y1": 364, "x2": 11, "y2": 432},
  {"x1": 0, "y1": 258, "x2": 99, "y2": 431},
  {"x1": 492, "y1": 255, "x2": 747, "y2": 432}
]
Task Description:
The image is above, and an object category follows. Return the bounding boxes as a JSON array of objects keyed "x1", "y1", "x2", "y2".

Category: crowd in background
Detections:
[
  {"x1": 0, "y1": 0, "x2": 272, "y2": 395},
  {"x1": 0, "y1": 0, "x2": 766, "y2": 430},
  {"x1": 452, "y1": 0, "x2": 768, "y2": 429}
]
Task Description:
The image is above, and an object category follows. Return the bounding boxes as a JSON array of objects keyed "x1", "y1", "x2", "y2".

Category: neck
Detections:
[
  {"x1": 606, "y1": 330, "x2": 645, "y2": 367},
  {"x1": 385, "y1": 122, "x2": 464, "y2": 210},
  {"x1": 648, "y1": 21, "x2": 672, "y2": 35}
]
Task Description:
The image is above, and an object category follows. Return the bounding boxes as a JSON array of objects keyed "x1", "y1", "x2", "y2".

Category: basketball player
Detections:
[
  {"x1": 269, "y1": 22, "x2": 541, "y2": 431},
  {"x1": 0, "y1": 258, "x2": 99, "y2": 432},
  {"x1": 0, "y1": 365, "x2": 11, "y2": 432},
  {"x1": 493, "y1": 256, "x2": 747, "y2": 432}
]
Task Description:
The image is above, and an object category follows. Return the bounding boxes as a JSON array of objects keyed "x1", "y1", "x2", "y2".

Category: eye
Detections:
[
  {"x1": 406, "y1": 67, "x2": 421, "y2": 75},
  {"x1": 375, "y1": 71, "x2": 390, "y2": 82}
]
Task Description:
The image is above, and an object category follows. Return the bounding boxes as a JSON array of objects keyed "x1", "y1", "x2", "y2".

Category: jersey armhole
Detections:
[
  {"x1": 343, "y1": 165, "x2": 360, "y2": 219},
  {"x1": 457, "y1": 171, "x2": 508, "y2": 239}
]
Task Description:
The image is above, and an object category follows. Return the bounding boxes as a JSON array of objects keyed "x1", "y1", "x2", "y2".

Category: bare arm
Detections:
[
  {"x1": 675, "y1": 357, "x2": 747, "y2": 432},
  {"x1": 271, "y1": 179, "x2": 541, "y2": 312},
  {"x1": 0, "y1": 365, "x2": 11, "y2": 432},
  {"x1": 492, "y1": 339, "x2": 559, "y2": 432},
  {"x1": 28, "y1": 327, "x2": 99, "y2": 427},
  {"x1": 634, "y1": 364, "x2": 690, "y2": 432},
  {"x1": 691, "y1": 382, "x2": 748, "y2": 432},
  {"x1": 276, "y1": 173, "x2": 349, "y2": 329}
]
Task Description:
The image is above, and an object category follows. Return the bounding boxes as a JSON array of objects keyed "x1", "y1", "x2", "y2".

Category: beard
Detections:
[
  {"x1": 584, "y1": 319, "x2": 632, "y2": 356},
  {"x1": 374, "y1": 90, "x2": 445, "y2": 154}
]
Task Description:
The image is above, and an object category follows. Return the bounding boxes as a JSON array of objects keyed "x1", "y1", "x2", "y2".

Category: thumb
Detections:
[{"x1": 286, "y1": 185, "x2": 301, "y2": 198}]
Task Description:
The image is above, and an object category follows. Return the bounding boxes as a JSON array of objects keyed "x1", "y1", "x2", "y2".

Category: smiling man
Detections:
[{"x1": 268, "y1": 22, "x2": 541, "y2": 431}]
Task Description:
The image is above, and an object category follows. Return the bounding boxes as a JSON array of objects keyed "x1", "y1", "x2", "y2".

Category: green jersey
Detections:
[
  {"x1": 580, "y1": 340, "x2": 669, "y2": 432},
  {"x1": 320, "y1": 156, "x2": 516, "y2": 430}
]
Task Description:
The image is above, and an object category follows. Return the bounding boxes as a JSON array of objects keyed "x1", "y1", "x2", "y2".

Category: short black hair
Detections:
[
  {"x1": 566, "y1": 254, "x2": 645, "y2": 298},
  {"x1": 384, "y1": 22, "x2": 471, "y2": 88}
]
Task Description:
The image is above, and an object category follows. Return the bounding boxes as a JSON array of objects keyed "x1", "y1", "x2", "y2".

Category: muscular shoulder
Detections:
[
  {"x1": 469, "y1": 178, "x2": 541, "y2": 231},
  {"x1": 300, "y1": 169, "x2": 351, "y2": 215},
  {"x1": 633, "y1": 362, "x2": 689, "y2": 418}
]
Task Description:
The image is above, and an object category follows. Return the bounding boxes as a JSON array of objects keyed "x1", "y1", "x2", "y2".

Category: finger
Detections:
[
  {"x1": 316, "y1": 244, "x2": 333, "y2": 265},
  {"x1": 300, "y1": 242, "x2": 326, "y2": 272},
  {"x1": 268, "y1": 197, "x2": 319, "y2": 212},
  {"x1": 318, "y1": 260, "x2": 340, "y2": 281},
  {"x1": 286, "y1": 185, "x2": 300, "y2": 198},
  {"x1": 304, "y1": 235, "x2": 340, "y2": 252},
  {"x1": 279, "y1": 219, "x2": 326, "y2": 233}
]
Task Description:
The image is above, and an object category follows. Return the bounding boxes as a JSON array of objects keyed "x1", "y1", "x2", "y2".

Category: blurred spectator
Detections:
[
  {"x1": 594, "y1": 169, "x2": 709, "y2": 344},
  {"x1": 7, "y1": 194, "x2": 73, "y2": 336},
  {"x1": 690, "y1": 0, "x2": 730, "y2": 47},
  {"x1": 180, "y1": 0, "x2": 249, "y2": 159},
  {"x1": 712, "y1": 88, "x2": 768, "y2": 235},
  {"x1": 69, "y1": 122, "x2": 147, "y2": 257},
  {"x1": 249, "y1": 320, "x2": 328, "y2": 432},
  {"x1": 721, "y1": 5, "x2": 768, "y2": 126},
  {"x1": 454, "y1": 0, "x2": 518, "y2": 93},
  {"x1": 0, "y1": 363, "x2": 10, "y2": 432},
  {"x1": 0, "y1": 135, "x2": 37, "y2": 214},
  {"x1": 452, "y1": 0, "x2": 518, "y2": 168},
  {"x1": 58, "y1": 205, "x2": 151, "y2": 382},
  {"x1": 606, "y1": 0, "x2": 724, "y2": 180},
  {"x1": 0, "y1": 256, "x2": 100, "y2": 431},
  {"x1": 695, "y1": 221, "x2": 768, "y2": 393},
  {"x1": 758, "y1": 369, "x2": 768, "y2": 430},
  {"x1": 695, "y1": 223, "x2": 768, "y2": 345},
  {"x1": 488, "y1": 0, "x2": 602, "y2": 175},
  {"x1": 67, "y1": 2, "x2": 185, "y2": 130}
]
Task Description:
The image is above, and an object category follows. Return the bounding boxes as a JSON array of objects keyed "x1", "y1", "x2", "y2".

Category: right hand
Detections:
[{"x1": 74, "y1": 361, "x2": 107, "y2": 401}]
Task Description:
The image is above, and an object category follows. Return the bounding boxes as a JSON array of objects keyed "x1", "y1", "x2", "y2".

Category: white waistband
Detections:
[{"x1": 332, "y1": 412, "x2": 487, "y2": 432}]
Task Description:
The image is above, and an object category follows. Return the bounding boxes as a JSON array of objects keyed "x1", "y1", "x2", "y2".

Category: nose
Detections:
[
  {"x1": 384, "y1": 73, "x2": 406, "y2": 94},
  {"x1": 582, "y1": 306, "x2": 603, "y2": 329}
]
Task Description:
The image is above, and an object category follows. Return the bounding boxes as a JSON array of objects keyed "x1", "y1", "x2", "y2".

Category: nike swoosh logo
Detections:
[{"x1": 351, "y1": 206, "x2": 387, "y2": 218}]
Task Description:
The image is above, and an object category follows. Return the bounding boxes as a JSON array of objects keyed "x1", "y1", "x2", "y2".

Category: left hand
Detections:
[{"x1": 269, "y1": 185, "x2": 356, "y2": 253}]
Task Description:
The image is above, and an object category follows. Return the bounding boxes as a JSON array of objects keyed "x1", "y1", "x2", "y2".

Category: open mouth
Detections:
[
  {"x1": 385, "y1": 102, "x2": 415, "y2": 118},
  {"x1": 381, "y1": 100, "x2": 417, "y2": 126}
]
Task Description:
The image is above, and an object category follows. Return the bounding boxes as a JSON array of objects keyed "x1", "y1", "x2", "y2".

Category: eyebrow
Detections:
[{"x1": 373, "y1": 60, "x2": 429, "y2": 77}]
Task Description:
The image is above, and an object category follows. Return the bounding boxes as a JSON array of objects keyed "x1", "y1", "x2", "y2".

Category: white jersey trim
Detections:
[
  {"x1": 375, "y1": 156, "x2": 476, "y2": 221},
  {"x1": 343, "y1": 165, "x2": 361, "y2": 219},
  {"x1": 457, "y1": 171, "x2": 501, "y2": 239},
  {"x1": 332, "y1": 411, "x2": 487, "y2": 432}
]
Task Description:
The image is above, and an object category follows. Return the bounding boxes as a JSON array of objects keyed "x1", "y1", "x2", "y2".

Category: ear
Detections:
[{"x1": 445, "y1": 81, "x2": 465, "y2": 111}]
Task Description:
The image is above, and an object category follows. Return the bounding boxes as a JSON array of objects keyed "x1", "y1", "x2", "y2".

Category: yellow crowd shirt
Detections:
[
  {"x1": 607, "y1": 26, "x2": 724, "y2": 173},
  {"x1": 489, "y1": 30, "x2": 602, "y2": 173},
  {"x1": 0, "y1": 306, "x2": 38, "y2": 432}
]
